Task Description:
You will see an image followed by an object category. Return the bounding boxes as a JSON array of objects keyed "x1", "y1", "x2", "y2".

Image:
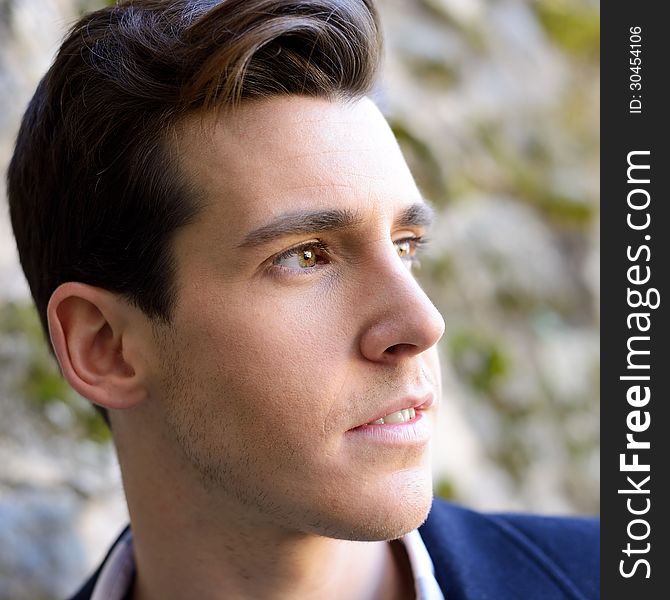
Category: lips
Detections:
[{"x1": 351, "y1": 393, "x2": 434, "y2": 429}]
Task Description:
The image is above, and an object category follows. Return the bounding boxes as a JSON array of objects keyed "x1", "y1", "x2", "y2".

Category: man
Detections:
[{"x1": 7, "y1": 1, "x2": 598, "y2": 598}]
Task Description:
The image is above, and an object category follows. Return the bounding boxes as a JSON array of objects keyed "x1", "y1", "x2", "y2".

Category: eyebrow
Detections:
[{"x1": 237, "y1": 202, "x2": 434, "y2": 249}]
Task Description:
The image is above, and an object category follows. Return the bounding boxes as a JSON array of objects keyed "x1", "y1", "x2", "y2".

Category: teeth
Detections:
[
  {"x1": 383, "y1": 410, "x2": 405, "y2": 424},
  {"x1": 367, "y1": 407, "x2": 416, "y2": 425}
]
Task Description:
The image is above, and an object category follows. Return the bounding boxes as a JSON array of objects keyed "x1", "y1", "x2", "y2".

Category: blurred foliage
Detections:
[
  {"x1": 390, "y1": 119, "x2": 450, "y2": 205},
  {"x1": 534, "y1": 0, "x2": 600, "y2": 59},
  {"x1": 476, "y1": 122, "x2": 596, "y2": 229},
  {"x1": 417, "y1": 0, "x2": 488, "y2": 51},
  {"x1": 449, "y1": 330, "x2": 510, "y2": 396},
  {"x1": 0, "y1": 301, "x2": 111, "y2": 443},
  {"x1": 434, "y1": 478, "x2": 457, "y2": 501},
  {"x1": 76, "y1": 0, "x2": 111, "y2": 14}
]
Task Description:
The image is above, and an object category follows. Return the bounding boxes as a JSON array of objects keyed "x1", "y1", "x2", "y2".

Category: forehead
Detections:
[{"x1": 175, "y1": 96, "x2": 422, "y2": 229}]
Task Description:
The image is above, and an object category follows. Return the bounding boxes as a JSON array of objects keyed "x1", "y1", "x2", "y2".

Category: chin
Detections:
[{"x1": 309, "y1": 470, "x2": 435, "y2": 542}]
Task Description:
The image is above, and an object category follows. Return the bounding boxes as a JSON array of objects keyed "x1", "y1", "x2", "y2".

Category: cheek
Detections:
[{"x1": 185, "y1": 290, "x2": 350, "y2": 422}]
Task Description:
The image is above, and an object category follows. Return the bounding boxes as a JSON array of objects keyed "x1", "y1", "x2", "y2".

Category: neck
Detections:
[
  {"x1": 114, "y1": 423, "x2": 415, "y2": 600},
  {"x1": 130, "y1": 522, "x2": 412, "y2": 600}
]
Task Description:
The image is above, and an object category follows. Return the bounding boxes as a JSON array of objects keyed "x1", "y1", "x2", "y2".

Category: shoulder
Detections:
[{"x1": 419, "y1": 498, "x2": 599, "y2": 600}]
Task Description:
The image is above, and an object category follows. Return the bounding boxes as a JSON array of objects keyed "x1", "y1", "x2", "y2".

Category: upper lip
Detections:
[{"x1": 351, "y1": 393, "x2": 435, "y2": 429}]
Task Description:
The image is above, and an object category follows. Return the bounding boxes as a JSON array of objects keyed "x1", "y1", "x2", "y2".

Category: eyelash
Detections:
[{"x1": 270, "y1": 236, "x2": 427, "y2": 275}]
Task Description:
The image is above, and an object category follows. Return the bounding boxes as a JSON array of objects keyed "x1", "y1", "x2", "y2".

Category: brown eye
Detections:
[
  {"x1": 298, "y1": 248, "x2": 317, "y2": 268},
  {"x1": 393, "y1": 236, "x2": 426, "y2": 270},
  {"x1": 273, "y1": 242, "x2": 328, "y2": 272},
  {"x1": 395, "y1": 239, "x2": 412, "y2": 258}
]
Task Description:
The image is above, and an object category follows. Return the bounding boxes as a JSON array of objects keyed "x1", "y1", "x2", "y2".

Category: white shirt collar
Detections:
[
  {"x1": 90, "y1": 528, "x2": 134, "y2": 600},
  {"x1": 402, "y1": 529, "x2": 446, "y2": 600},
  {"x1": 91, "y1": 527, "x2": 444, "y2": 600}
]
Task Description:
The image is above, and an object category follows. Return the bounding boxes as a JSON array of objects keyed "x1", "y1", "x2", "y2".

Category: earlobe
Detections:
[{"x1": 47, "y1": 282, "x2": 147, "y2": 411}]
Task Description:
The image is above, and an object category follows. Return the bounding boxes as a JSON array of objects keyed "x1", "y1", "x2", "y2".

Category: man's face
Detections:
[{"x1": 148, "y1": 96, "x2": 444, "y2": 541}]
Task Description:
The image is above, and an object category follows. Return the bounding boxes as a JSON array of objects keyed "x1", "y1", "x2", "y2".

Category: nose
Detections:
[{"x1": 358, "y1": 254, "x2": 445, "y2": 364}]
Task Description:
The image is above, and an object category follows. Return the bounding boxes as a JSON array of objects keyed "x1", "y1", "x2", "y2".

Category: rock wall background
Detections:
[{"x1": 0, "y1": 0, "x2": 599, "y2": 597}]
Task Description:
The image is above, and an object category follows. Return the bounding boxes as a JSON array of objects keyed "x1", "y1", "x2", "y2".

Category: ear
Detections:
[{"x1": 47, "y1": 282, "x2": 149, "y2": 410}]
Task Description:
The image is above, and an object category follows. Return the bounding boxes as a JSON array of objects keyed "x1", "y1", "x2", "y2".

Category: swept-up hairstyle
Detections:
[{"x1": 8, "y1": 0, "x2": 382, "y2": 341}]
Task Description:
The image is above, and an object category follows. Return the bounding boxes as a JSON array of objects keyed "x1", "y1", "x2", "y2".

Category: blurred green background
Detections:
[{"x1": 0, "y1": 0, "x2": 599, "y2": 597}]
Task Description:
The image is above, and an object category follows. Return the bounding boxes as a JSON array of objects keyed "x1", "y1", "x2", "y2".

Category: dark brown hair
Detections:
[{"x1": 7, "y1": 0, "x2": 382, "y2": 341}]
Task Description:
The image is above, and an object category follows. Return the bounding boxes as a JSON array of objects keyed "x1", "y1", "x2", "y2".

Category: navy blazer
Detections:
[
  {"x1": 419, "y1": 499, "x2": 599, "y2": 599},
  {"x1": 70, "y1": 499, "x2": 599, "y2": 599}
]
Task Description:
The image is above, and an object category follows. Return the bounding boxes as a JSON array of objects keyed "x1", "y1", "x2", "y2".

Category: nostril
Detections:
[{"x1": 385, "y1": 343, "x2": 415, "y2": 356}]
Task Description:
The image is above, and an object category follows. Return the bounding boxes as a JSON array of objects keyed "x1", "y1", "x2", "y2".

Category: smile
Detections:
[{"x1": 367, "y1": 407, "x2": 416, "y2": 425}]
